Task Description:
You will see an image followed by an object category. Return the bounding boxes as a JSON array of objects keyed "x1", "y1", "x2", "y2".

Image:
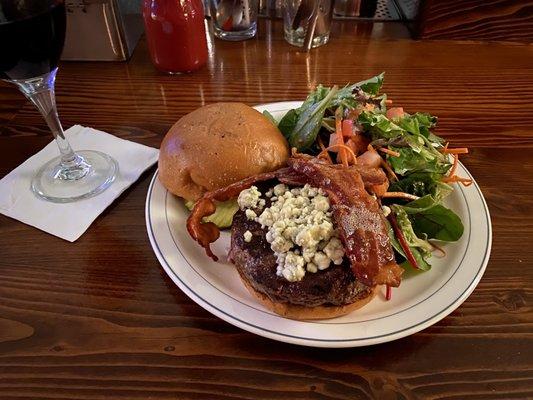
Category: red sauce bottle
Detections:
[{"x1": 142, "y1": 0, "x2": 208, "y2": 73}]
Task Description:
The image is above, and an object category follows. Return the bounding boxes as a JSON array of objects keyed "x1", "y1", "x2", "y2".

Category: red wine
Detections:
[{"x1": 0, "y1": 0, "x2": 66, "y2": 81}]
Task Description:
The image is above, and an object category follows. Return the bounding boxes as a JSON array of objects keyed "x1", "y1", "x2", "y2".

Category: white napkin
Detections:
[{"x1": 0, "y1": 125, "x2": 159, "y2": 241}]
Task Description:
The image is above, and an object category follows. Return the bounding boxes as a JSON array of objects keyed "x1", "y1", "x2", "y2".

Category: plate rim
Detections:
[{"x1": 146, "y1": 101, "x2": 493, "y2": 348}]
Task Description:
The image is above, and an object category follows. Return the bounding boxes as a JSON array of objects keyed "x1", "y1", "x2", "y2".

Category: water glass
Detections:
[
  {"x1": 210, "y1": 0, "x2": 259, "y2": 40},
  {"x1": 283, "y1": 0, "x2": 333, "y2": 48}
]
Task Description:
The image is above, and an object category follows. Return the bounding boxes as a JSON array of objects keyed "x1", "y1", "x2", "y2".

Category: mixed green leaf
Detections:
[{"x1": 270, "y1": 72, "x2": 466, "y2": 271}]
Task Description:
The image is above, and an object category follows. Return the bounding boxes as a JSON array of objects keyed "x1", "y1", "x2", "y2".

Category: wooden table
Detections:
[{"x1": 1, "y1": 19, "x2": 532, "y2": 400}]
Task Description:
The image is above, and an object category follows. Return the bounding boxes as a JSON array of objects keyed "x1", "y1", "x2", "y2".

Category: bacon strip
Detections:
[
  {"x1": 328, "y1": 163, "x2": 389, "y2": 197},
  {"x1": 291, "y1": 153, "x2": 389, "y2": 196},
  {"x1": 186, "y1": 168, "x2": 290, "y2": 261},
  {"x1": 288, "y1": 157, "x2": 403, "y2": 287},
  {"x1": 186, "y1": 157, "x2": 401, "y2": 287}
]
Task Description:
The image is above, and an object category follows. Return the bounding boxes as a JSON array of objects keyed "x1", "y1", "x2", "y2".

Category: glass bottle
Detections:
[{"x1": 142, "y1": 0, "x2": 208, "y2": 74}]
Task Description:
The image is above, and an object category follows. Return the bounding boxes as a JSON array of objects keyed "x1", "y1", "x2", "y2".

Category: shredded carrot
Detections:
[
  {"x1": 385, "y1": 285, "x2": 392, "y2": 301},
  {"x1": 442, "y1": 154, "x2": 459, "y2": 182},
  {"x1": 380, "y1": 158, "x2": 398, "y2": 182},
  {"x1": 440, "y1": 147, "x2": 469, "y2": 154},
  {"x1": 317, "y1": 136, "x2": 333, "y2": 164},
  {"x1": 335, "y1": 117, "x2": 348, "y2": 167},
  {"x1": 319, "y1": 144, "x2": 357, "y2": 165},
  {"x1": 442, "y1": 154, "x2": 472, "y2": 186},
  {"x1": 385, "y1": 99, "x2": 393, "y2": 105},
  {"x1": 444, "y1": 176, "x2": 473, "y2": 186},
  {"x1": 382, "y1": 192, "x2": 420, "y2": 201},
  {"x1": 378, "y1": 147, "x2": 401, "y2": 157}
]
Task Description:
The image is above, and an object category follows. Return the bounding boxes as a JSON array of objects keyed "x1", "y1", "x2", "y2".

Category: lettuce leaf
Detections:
[
  {"x1": 410, "y1": 204, "x2": 463, "y2": 241},
  {"x1": 358, "y1": 112, "x2": 406, "y2": 140},
  {"x1": 332, "y1": 72, "x2": 385, "y2": 102},
  {"x1": 288, "y1": 86, "x2": 338, "y2": 151},
  {"x1": 390, "y1": 172, "x2": 452, "y2": 200},
  {"x1": 262, "y1": 110, "x2": 278, "y2": 126},
  {"x1": 277, "y1": 108, "x2": 300, "y2": 139},
  {"x1": 397, "y1": 112, "x2": 443, "y2": 145},
  {"x1": 355, "y1": 72, "x2": 385, "y2": 95},
  {"x1": 184, "y1": 199, "x2": 239, "y2": 229},
  {"x1": 396, "y1": 196, "x2": 464, "y2": 242},
  {"x1": 388, "y1": 146, "x2": 452, "y2": 176},
  {"x1": 390, "y1": 207, "x2": 432, "y2": 270}
]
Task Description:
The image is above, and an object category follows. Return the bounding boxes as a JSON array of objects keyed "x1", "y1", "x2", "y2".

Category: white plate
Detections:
[{"x1": 146, "y1": 101, "x2": 492, "y2": 348}]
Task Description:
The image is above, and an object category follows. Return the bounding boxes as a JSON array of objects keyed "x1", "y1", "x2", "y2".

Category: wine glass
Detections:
[{"x1": 0, "y1": 0, "x2": 117, "y2": 203}]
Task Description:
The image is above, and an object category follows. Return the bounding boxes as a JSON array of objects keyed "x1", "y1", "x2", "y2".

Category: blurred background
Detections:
[{"x1": 61, "y1": 0, "x2": 532, "y2": 62}]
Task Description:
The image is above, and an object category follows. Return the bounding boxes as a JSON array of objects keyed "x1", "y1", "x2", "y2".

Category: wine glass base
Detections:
[{"x1": 31, "y1": 150, "x2": 118, "y2": 203}]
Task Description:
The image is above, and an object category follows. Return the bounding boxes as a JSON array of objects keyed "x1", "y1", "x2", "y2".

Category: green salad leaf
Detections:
[
  {"x1": 287, "y1": 86, "x2": 338, "y2": 151},
  {"x1": 358, "y1": 112, "x2": 405, "y2": 141},
  {"x1": 397, "y1": 112, "x2": 443, "y2": 145},
  {"x1": 355, "y1": 72, "x2": 385, "y2": 95},
  {"x1": 388, "y1": 146, "x2": 452, "y2": 176},
  {"x1": 394, "y1": 196, "x2": 464, "y2": 241},
  {"x1": 277, "y1": 108, "x2": 300, "y2": 139},
  {"x1": 266, "y1": 73, "x2": 464, "y2": 273},
  {"x1": 390, "y1": 206, "x2": 432, "y2": 271},
  {"x1": 262, "y1": 110, "x2": 278, "y2": 126},
  {"x1": 331, "y1": 72, "x2": 385, "y2": 104},
  {"x1": 184, "y1": 199, "x2": 239, "y2": 229},
  {"x1": 390, "y1": 172, "x2": 453, "y2": 201},
  {"x1": 409, "y1": 204, "x2": 463, "y2": 241}
]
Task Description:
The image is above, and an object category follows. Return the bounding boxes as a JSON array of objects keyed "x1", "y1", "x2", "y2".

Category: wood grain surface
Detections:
[
  {"x1": 417, "y1": 0, "x2": 533, "y2": 42},
  {"x1": 0, "y1": 19, "x2": 532, "y2": 400}
]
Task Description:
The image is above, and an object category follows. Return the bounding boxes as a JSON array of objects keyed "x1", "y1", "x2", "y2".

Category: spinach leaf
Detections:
[
  {"x1": 394, "y1": 196, "x2": 464, "y2": 242},
  {"x1": 331, "y1": 84, "x2": 358, "y2": 107},
  {"x1": 330, "y1": 72, "x2": 385, "y2": 105},
  {"x1": 390, "y1": 172, "x2": 452, "y2": 200},
  {"x1": 355, "y1": 72, "x2": 385, "y2": 95},
  {"x1": 385, "y1": 218, "x2": 405, "y2": 257},
  {"x1": 410, "y1": 205, "x2": 464, "y2": 241},
  {"x1": 386, "y1": 217, "x2": 430, "y2": 271},
  {"x1": 304, "y1": 85, "x2": 330, "y2": 104},
  {"x1": 391, "y1": 206, "x2": 432, "y2": 270},
  {"x1": 288, "y1": 86, "x2": 338, "y2": 151},
  {"x1": 393, "y1": 207, "x2": 433, "y2": 253},
  {"x1": 277, "y1": 108, "x2": 300, "y2": 139},
  {"x1": 399, "y1": 195, "x2": 440, "y2": 213},
  {"x1": 262, "y1": 110, "x2": 278, "y2": 126},
  {"x1": 400, "y1": 253, "x2": 430, "y2": 273},
  {"x1": 405, "y1": 247, "x2": 431, "y2": 271}
]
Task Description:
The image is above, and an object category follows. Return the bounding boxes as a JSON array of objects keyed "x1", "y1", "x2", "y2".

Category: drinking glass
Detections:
[
  {"x1": 210, "y1": 0, "x2": 258, "y2": 40},
  {"x1": 283, "y1": 0, "x2": 333, "y2": 48},
  {"x1": 1, "y1": 0, "x2": 117, "y2": 203}
]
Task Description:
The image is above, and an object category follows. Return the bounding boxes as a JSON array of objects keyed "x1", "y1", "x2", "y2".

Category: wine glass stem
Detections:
[{"x1": 13, "y1": 68, "x2": 90, "y2": 180}]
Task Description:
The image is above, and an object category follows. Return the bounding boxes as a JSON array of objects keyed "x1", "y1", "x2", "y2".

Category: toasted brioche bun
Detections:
[
  {"x1": 239, "y1": 275, "x2": 379, "y2": 320},
  {"x1": 158, "y1": 102, "x2": 289, "y2": 201}
]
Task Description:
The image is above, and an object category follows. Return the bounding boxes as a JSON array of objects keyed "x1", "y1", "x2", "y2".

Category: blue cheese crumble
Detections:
[
  {"x1": 243, "y1": 230, "x2": 253, "y2": 243},
  {"x1": 238, "y1": 184, "x2": 345, "y2": 282}
]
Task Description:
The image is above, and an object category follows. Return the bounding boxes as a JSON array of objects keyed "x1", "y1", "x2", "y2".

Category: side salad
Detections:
[{"x1": 265, "y1": 73, "x2": 472, "y2": 273}]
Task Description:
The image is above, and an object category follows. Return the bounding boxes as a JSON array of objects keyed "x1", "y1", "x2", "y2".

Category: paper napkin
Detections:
[{"x1": 0, "y1": 125, "x2": 159, "y2": 241}]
